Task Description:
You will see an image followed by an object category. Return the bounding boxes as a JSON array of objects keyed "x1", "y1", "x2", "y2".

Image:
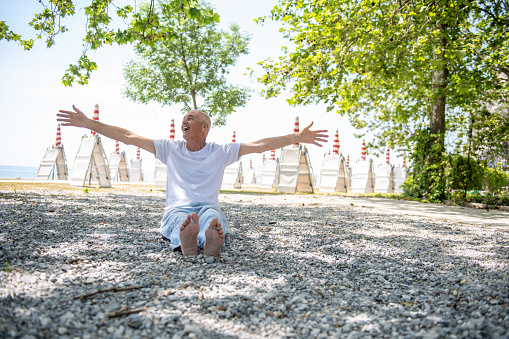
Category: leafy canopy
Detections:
[
  {"x1": 122, "y1": 0, "x2": 251, "y2": 126},
  {"x1": 0, "y1": 0, "x2": 220, "y2": 86},
  {"x1": 255, "y1": 0, "x2": 509, "y2": 153}
]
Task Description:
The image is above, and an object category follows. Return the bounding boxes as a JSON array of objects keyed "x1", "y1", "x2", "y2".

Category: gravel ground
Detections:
[{"x1": 1, "y1": 186, "x2": 508, "y2": 339}]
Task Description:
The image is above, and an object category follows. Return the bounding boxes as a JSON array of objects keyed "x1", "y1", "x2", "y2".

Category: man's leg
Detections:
[
  {"x1": 160, "y1": 207, "x2": 200, "y2": 256},
  {"x1": 203, "y1": 218, "x2": 225, "y2": 257},
  {"x1": 179, "y1": 212, "x2": 200, "y2": 256},
  {"x1": 161, "y1": 205, "x2": 229, "y2": 257},
  {"x1": 196, "y1": 206, "x2": 229, "y2": 257}
]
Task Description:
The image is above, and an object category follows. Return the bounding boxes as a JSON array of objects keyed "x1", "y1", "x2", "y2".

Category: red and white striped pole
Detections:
[
  {"x1": 136, "y1": 147, "x2": 141, "y2": 160},
  {"x1": 386, "y1": 146, "x2": 390, "y2": 165},
  {"x1": 170, "y1": 119, "x2": 175, "y2": 140},
  {"x1": 346, "y1": 154, "x2": 350, "y2": 168},
  {"x1": 270, "y1": 150, "x2": 275, "y2": 160},
  {"x1": 361, "y1": 139, "x2": 366, "y2": 161},
  {"x1": 55, "y1": 124, "x2": 61, "y2": 148},
  {"x1": 403, "y1": 152, "x2": 406, "y2": 167},
  {"x1": 91, "y1": 104, "x2": 99, "y2": 136},
  {"x1": 333, "y1": 129, "x2": 339, "y2": 155},
  {"x1": 263, "y1": 153, "x2": 266, "y2": 162},
  {"x1": 115, "y1": 141, "x2": 120, "y2": 154},
  {"x1": 250, "y1": 158, "x2": 253, "y2": 169},
  {"x1": 293, "y1": 116, "x2": 299, "y2": 148},
  {"x1": 232, "y1": 131, "x2": 236, "y2": 143}
]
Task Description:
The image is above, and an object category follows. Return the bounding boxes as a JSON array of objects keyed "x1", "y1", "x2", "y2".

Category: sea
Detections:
[{"x1": 0, "y1": 165, "x2": 39, "y2": 179}]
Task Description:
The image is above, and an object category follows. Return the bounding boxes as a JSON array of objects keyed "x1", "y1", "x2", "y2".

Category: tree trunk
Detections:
[
  {"x1": 422, "y1": 16, "x2": 449, "y2": 200},
  {"x1": 428, "y1": 15, "x2": 448, "y2": 154},
  {"x1": 429, "y1": 65, "x2": 447, "y2": 137},
  {"x1": 428, "y1": 61, "x2": 448, "y2": 162},
  {"x1": 430, "y1": 16, "x2": 448, "y2": 137},
  {"x1": 191, "y1": 89, "x2": 198, "y2": 109}
]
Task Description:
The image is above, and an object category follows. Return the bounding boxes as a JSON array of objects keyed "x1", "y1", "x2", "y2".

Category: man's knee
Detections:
[
  {"x1": 201, "y1": 211, "x2": 226, "y2": 226},
  {"x1": 161, "y1": 210, "x2": 189, "y2": 230}
]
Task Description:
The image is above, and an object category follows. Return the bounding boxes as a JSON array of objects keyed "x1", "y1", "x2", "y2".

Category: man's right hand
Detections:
[
  {"x1": 57, "y1": 105, "x2": 89, "y2": 129},
  {"x1": 57, "y1": 104, "x2": 157, "y2": 155}
]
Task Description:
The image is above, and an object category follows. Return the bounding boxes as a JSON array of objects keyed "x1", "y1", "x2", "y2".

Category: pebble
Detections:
[{"x1": 0, "y1": 187, "x2": 508, "y2": 338}]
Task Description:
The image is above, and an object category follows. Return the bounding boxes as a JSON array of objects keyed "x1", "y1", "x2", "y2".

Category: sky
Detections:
[{"x1": 0, "y1": 0, "x2": 405, "y2": 180}]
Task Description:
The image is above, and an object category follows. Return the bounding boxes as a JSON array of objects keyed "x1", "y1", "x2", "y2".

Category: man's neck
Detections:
[{"x1": 185, "y1": 139, "x2": 207, "y2": 152}]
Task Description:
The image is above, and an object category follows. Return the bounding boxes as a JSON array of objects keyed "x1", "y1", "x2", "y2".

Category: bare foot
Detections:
[
  {"x1": 203, "y1": 218, "x2": 225, "y2": 257},
  {"x1": 180, "y1": 212, "x2": 199, "y2": 256}
]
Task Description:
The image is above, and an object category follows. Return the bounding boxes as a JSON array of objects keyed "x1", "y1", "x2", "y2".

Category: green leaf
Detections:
[{"x1": 2, "y1": 0, "x2": 221, "y2": 87}]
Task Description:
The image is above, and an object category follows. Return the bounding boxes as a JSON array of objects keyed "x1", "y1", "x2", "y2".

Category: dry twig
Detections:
[
  {"x1": 73, "y1": 285, "x2": 145, "y2": 300},
  {"x1": 107, "y1": 306, "x2": 147, "y2": 318}
]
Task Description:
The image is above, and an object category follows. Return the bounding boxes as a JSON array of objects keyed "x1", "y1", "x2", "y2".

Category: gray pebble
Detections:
[{"x1": 0, "y1": 189, "x2": 508, "y2": 339}]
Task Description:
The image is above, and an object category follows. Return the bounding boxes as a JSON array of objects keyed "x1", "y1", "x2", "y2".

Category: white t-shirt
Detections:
[{"x1": 154, "y1": 139, "x2": 241, "y2": 210}]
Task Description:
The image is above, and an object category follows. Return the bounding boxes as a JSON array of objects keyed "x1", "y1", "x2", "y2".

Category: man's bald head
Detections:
[{"x1": 188, "y1": 110, "x2": 211, "y2": 134}]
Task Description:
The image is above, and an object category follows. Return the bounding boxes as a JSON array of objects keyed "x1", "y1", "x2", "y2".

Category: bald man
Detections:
[{"x1": 58, "y1": 106, "x2": 328, "y2": 257}]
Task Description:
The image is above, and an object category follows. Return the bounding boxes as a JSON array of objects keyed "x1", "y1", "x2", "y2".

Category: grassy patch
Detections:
[
  {"x1": 220, "y1": 188, "x2": 281, "y2": 195},
  {"x1": 0, "y1": 181, "x2": 159, "y2": 194}
]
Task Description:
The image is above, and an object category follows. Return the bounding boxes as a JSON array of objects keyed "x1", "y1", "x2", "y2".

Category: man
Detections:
[{"x1": 57, "y1": 106, "x2": 328, "y2": 257}]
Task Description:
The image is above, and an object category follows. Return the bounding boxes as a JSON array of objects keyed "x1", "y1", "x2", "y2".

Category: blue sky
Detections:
[{"x1": 0, "y1": 0, "x2": 401, "y2": 178}]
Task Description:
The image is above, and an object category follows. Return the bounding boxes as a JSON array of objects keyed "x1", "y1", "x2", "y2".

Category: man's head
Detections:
[{"x1": 181, "y1": 110, "x2": 211, "y2": 143}]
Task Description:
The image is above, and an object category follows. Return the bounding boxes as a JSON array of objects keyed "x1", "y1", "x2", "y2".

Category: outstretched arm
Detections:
[
  {"x1": 57, "y1": 105, "x2": 156, "y2": 154},
  {"x1": 239, "y1": 122, "x2": 328, "y2": 157}
]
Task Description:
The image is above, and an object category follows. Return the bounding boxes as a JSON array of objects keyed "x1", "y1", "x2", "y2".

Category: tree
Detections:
[
  {"x1": 122, "y1": 0, "x2": 250, "y2": 126},
  {"x1": 0, "y1": 0, "x2": 220, "y2": 86},
  {"x1": 255, "y1": 0, "x2": 509, "y2": 200}
]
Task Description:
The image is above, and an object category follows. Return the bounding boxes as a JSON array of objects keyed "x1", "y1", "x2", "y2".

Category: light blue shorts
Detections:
[{"x1": 160, "y1": 203, "x2": 229, "y2": 251}]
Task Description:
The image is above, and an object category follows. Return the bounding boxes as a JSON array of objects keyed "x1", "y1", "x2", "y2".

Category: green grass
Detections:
[
  {"x1": 0, "y1": 181, "x2": 159, "y2": 194},
  {"x1": 2, "y1": 181, "x2": 469, "y2": 206}
]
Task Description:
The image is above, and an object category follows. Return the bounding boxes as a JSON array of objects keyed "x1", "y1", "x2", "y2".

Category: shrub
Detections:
[
  {"x1": 448, "y1": 155, "x2": 485, "y2": 191},
  {"x1": 403, "y1": 130, "x2": 447, "y2": 202},
  {"x1": 484, "y1": 167, "x2": 509, "y2": 194}
]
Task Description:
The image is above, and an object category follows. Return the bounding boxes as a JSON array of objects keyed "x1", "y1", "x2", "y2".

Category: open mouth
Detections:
[{"x1": 183, "y1": 126, "x2": 190, "y2": 131}]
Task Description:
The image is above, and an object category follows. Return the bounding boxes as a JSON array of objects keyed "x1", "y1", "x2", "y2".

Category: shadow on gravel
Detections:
[
  {"x1": 215, "y1": 201, "x2": 508, "y2": 336},
  {"x1": 1, "y1": 192, "x2": 508, "y2": 338},
  {"x1": 0, "y1": 191, "x2": 164, "y2": 263}
]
